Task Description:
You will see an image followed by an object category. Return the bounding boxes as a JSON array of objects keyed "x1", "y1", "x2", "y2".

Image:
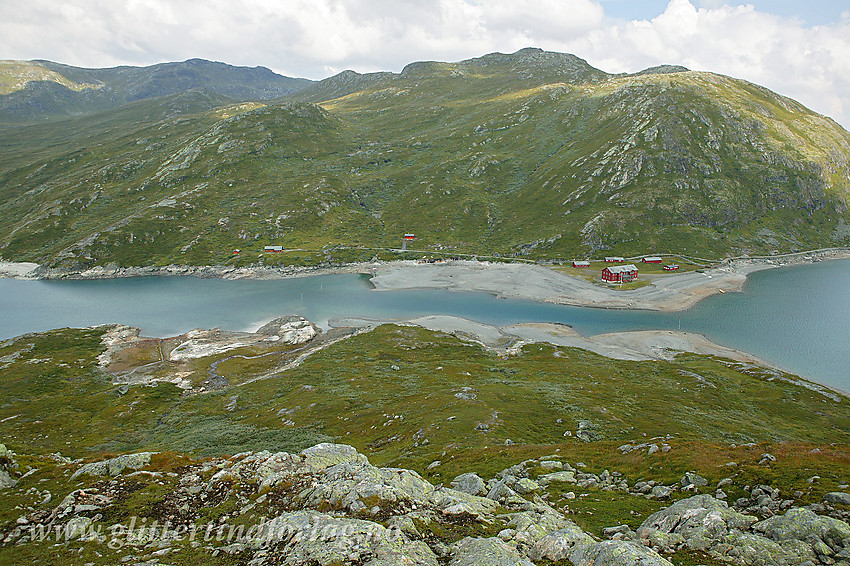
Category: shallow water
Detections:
[{"x1": 1, "y1": 259, "x2": 848, "y2": 391}]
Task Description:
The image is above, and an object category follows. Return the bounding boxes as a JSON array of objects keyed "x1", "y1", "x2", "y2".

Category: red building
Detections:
[
  {"x1": 663, "y1": 264, "x2": 680, "y2": 271},
  {"x1": 604, "y1": 256, "x2": 624, "y2": 263},
  {"x1": 572, "y1": 260, "x2": 590, "y2": 268},
  {"x1": 643, "y1": 256, "x2": 663, "y2": 263},
  {"x1": 602, "y1": 264, "x2": 638, "y2": 283}
]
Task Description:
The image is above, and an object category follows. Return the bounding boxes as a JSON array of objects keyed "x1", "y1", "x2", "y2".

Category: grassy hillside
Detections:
[
  {"x1": 1, "y1": 324, "x2": 848, "y2": 467},
  {"x1": 1, "y1": 49, "x2": 849, "y2": 269},
  {"x1": 1, "y1": 323, "x2": 848, "y2": 553}
]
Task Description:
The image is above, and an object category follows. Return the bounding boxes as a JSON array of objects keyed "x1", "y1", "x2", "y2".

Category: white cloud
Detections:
[
  {"x1": 563, "y1": 1, "x2": 850, "y2": 128},
  {"x1": 0, "y1": 0, "x2": 604, "y2": 73},
  {"x1": 0, "y1": 0, "x2": 848, "y2": 128}
]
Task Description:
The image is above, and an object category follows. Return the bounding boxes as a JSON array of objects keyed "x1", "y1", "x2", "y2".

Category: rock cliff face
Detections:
[{"x1": 2, "y1": 443, "x2": 849, "y2": 566}]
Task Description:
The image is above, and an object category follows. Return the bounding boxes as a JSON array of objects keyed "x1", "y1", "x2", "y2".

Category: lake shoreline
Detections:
[
  {"x1": 2, "y1": 247, "x2": 850, "y2": 313},
  {"x1": 2, "y1": 254, "x2": 849, "y2": 396}
]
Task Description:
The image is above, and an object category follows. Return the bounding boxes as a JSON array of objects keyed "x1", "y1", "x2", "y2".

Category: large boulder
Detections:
[
  {"x1": 506, "y1": 504, "x2": 577, "y2": 547},
  {"x1": 538, "y1": 460, "x2": 564, "y2": 471},
  {"x1": 295, "y1": 456, "x2": 496, "y2": 518},
  {"x1": 451, "y1": 472, "x2": 486, "y2": 496},
  {"x1": 487, "y1": 479, "x2": 519, "y2": 502},
  {"x1": 753, "y1": 507, "x2": 850, "y2": 550},
  {"x1": 528, "y1": 524, "x2": 596, "y2": 561},
  {"x1": 299, "y1": 443, "x2": 368, "y2": 473},
  {"x1": 514, "y1": 478, "x2": 541, "y2": 494},
  {"x1": 257, "y1": 316, "x2": 319, "y2": 345},
  {"x1": 637, "y1": 494, "x2": 757, "y2": 551},
  {"x1": 71, "y1": 452, "x2": 155, "y2": 479},
  {"x1": 538, "y1": 470, "x2": 577, "y2": 486},
  {"x1": 298, "y1": 461, "x2": 439, "y2": 514},
  {"x1": 825, "y1": 492, "x2": 850, "y2": 506},
  {"x1": 228, "y1": 450, "x2": 302, "y2": 488},
  {"x1": 249, "y1": 510, "x2": 437, "y2": 565},
  {"x1": 721, "y1": 530, "x2": 817, "y2": 565},
  {"x1": 0, "y1": 470, "x2": 16, "y2": 489},
  {"x1": 680, "y1": 472, "x2": 708, "y2": 488},
  {"x1": 639, "y1": 495, "x2": 850, "y2": 565},
  {"x1": 571, "y1": 540, "x2": 674, "y2": 566},
  {"x1": 430, "y1": 486, "x2": 499, "y2": 517},
  {"x1": 448, "y1": 537, "x2": 534, "y2": 566}
]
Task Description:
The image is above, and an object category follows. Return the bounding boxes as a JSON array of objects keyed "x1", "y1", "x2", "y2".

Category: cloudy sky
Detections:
[{"x1": 2, "y1": 0, "x2": 849, "y2": 128}]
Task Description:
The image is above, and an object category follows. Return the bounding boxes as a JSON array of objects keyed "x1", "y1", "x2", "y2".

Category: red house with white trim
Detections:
[
  {"x1": 602, "y1": 264, "x2": 638, "y2": 283},
  {"x1": 643, "y1": 256, "x2": 663, "y2": 264},
  {"x1": 572, "y1": 260, "x2": 590, "y2": 268}
]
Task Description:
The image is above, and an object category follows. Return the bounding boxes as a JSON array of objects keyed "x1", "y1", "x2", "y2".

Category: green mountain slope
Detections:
[
  {"x1": 0, "y1": 59, "x2": 312, "y2": 123},
  {"x1": 1, "y1": 48, "x2": 849, "y2": 269}
]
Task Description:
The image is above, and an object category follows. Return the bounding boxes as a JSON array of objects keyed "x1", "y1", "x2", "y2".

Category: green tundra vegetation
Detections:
[
  {"x1": 0, "y1": 325, "x2": 848, "y2": 553},
  {"x1": 1, "y1": 49, "x2": 849, "y2": 271}
]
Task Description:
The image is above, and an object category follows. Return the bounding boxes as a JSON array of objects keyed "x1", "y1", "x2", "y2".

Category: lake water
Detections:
[{"x1": 2, "y1": 259, "x2": 849, "y2": 391}]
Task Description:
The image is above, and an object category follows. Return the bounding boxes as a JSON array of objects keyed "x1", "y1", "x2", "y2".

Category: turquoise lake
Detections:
[{"x1": 1, "y1": 259, "x2": 849, "y2": 391}]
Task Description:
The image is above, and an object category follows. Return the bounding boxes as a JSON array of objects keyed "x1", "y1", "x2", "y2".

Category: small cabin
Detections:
[
  {"x1": 605, "y1": 256, "x2": 625, "y2": 263},
  {"x1": 572, "y1": 260, "x2": 590, "y2": 268},
  {"x1": 602, "y1": 264, "x2": 639, "y2": 283},
  {"x1": 233, "y1": 249, "x2": 241, "y2": 255},
  {"x1": 264, "y1": 245, "x2": 283, "y2": 253},
  {"x1": 643, "y1": 256, "x2": 663, "y2": 264},
  {"x1": 663, "y1": 264, "x2": 680, "y2": 271},
  {"x1": 404, "y1": 233, "x2": 416, "y2": 240}
]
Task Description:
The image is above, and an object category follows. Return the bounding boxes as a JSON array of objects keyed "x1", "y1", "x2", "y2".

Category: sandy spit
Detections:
[
  {"x1": 4, "y1": 247, "x2": 849, "y2": 312},
  {"x1": 0, "y1": 257, "x2": 753, "y2": 313},
  {"x1": 327, "y1": 315, "x2": 847, "y2": 398},
  {"x1": 370, "y1": 249, "x2": 850, "y2": 312},
  {"x1": 368, "y1": 260, "x2": 759, "y2": 312},
  {"x1": 329, "y1": 314, "x2": 768, "y2": 364}
]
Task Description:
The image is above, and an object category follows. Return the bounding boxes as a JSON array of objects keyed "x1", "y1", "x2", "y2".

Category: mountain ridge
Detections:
[
  {"x1": 0, "y1": 49, "x2": 849, "y2": 269},
  {"x1": 0, "y1": 58, "x2": 313, "y2": 122}
]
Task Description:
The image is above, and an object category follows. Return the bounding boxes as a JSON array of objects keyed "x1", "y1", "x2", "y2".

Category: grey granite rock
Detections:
[
  {"x1": 448, "y1": 537, "x2": 534, "y2": 566},
  {"x1": 71, "y1": 452, "x2": 155, "y2": 479},
  {"x1": 451, "y1": 472, "x2": 486, "y2": 496},
  {"x1": 571, "y1": 540, "x2": 674, "y2": 566}
]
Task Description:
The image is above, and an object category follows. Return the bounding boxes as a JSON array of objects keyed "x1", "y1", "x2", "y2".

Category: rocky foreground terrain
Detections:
[
  {"x1": 2, "y1": 442, "x2": 849, "y2": 566},
  {"x1": 2, "y1": 318, "x2": 850, "y2": 564}
]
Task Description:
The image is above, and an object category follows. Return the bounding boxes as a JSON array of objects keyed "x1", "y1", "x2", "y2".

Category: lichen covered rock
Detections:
[
  {"x1": 70, "y1": 452, "x2": 155, "y2": 479},
  {"x1": 448, "y1": 537, "x2": 534, "y2": 566}
]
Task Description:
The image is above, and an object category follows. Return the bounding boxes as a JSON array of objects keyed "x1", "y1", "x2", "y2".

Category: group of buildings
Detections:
[
  {"x1": 572, "y1": 256, "x2": 680, "y2": 283},
  {"x1": 253, "y1": 238, "x2": 680, "y2": 284}
]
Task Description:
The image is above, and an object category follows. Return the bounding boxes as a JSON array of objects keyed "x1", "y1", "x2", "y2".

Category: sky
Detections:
[{"x1": 1, "y1": 0, "x2": 849, "y2": 128}]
